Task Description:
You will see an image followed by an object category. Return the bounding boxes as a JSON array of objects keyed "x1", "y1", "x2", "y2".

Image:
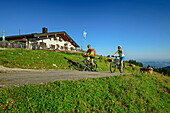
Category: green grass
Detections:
[
  {"x1": 0, "y1": 49, "x2": 79, "y2": 70},
  {"x1": 0, "y1": 49, "x2": 130, "y2": 72},
  {"x1": 1, "y1": 49, "x2": 169, "y2": 112},
  {"x1": 0, "y1": 73, "x2": 169, "y2": 112}
]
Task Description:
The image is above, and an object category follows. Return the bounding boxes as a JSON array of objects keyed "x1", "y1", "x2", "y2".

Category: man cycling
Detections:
[
  {"x1": 112, "y1": 45, "x2": 125, "y2": 71},
  {"x1": 85, "y1": 44, "x2": 96, "y2": 68}
]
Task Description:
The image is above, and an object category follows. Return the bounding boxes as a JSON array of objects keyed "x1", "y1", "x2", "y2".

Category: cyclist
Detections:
[
  {"x1": 112, "y1": 45, "x2": 125, "y2": 71},
  {"x1": 85, "y1": 44, "x2": 96, "y2": 68}
]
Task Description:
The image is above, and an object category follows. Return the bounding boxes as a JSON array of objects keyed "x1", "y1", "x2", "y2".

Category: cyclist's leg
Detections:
[
  {"x1": 87, "y1": 56, "x2": 90, "y2": 61},
  {"x1": 90, "y1": 56, "x2": 95, "y2": 66},
  {"x1": 91, "y1": 58, "x2": 94, "y2": 65},
  {"x1": 120, "y1": 57, "x2": 125, "y2": 68},
  {"x1": 120, "y1": 60, "x2": 123, "y2": 68}
]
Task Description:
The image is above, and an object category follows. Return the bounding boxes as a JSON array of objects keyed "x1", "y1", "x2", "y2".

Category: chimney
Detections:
[{"x1": 42, "y1": 27, "x2": 48, "y2": 33}]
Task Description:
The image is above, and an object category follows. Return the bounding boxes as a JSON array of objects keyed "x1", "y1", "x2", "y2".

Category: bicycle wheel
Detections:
[
  {"x1": 91, "y1": 62, "x2": 97, "y2": 71},
  {"x1": 110, "y1": 62, "x2": 117, "y2": 73},
  {"x1": 78, "y1": 61, "x2": 86, "y2": 71}
]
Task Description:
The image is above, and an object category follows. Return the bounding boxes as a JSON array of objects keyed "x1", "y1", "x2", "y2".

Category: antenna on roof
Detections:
[{"x1": 19, "y1": 28, "x2": 21, "y2": 35}]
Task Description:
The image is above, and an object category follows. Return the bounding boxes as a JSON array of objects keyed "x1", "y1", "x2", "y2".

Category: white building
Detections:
[{"x1": 1, "y1": 27, "x2": 79, "y2": 50}]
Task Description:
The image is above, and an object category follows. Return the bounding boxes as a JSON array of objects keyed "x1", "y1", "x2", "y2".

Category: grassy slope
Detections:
[
  {"x1": 0, "y1": 73, "x2": 169, "y2": 112},
  {"x1": 0, "y1": 49, "x2": 169, "y2": 112},
  {"x1": 0, "y1": 49, "x2": 112, "y2": 71}
]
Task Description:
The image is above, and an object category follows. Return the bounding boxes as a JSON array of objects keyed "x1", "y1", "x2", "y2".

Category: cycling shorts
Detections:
[
  {"x1": 90, "y1": 56, "x2": 95, "y2": 59},
  {"x1": 120, "y1": 56, "x2": 125, "y2": 61}
]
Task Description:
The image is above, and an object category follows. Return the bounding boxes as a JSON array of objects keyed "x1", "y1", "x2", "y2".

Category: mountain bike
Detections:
[
  {"x1": 110, "y1": 56, "x2": 125, "y2": 73},
  {"x1": 78, "y1": 55, "x2": 97, "y2": 71}
]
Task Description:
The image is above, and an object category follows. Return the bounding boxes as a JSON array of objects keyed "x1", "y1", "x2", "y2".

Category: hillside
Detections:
[
  {"x1": 0, "y1": 73, "x2": 169, "y2": 112},
  {"x1": 0, "y1": 49, "x2": 169, "y2": 112},
  {"x1": 0, "y1": 49, "x2": 132, "y2": 72}
]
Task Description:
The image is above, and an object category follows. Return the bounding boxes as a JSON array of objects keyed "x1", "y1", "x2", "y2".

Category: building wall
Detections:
[{"x1": 28, "y1": 37, "x2": 76, "y2": 50}]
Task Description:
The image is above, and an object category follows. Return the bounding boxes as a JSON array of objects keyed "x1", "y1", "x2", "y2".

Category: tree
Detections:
[
  {"x1": 147, "y1": 65, "x2": 151, "y2": 68},
  {"x1": 107, "y1": 55, "x2": 110, "y2": 57}
]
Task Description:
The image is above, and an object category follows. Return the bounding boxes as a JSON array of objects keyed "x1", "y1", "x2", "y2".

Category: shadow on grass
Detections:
[{"x1": 64, "y1": 57, "x2": 79, "y2": 69}]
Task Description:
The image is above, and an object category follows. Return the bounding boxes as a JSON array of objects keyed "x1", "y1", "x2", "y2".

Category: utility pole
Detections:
[
  {"x1": 2, "y1": 31, "x2": 5, "y2": 42},
  {"x1": 19, "y1": 28, "x2": 21, "y2": 35},
  {"x1": 83, "y1": 29, "x2": 87, "y2": 51}
]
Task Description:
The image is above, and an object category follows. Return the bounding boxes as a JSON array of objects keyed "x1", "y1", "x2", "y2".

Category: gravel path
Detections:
[{"x1": 0, "y1": 65, "x2": 129, "y2": 88}]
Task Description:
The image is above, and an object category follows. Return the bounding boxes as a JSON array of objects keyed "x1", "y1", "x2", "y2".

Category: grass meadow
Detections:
[{"x1": 0, "y1": 49, "x2": 169, "y2": 112}]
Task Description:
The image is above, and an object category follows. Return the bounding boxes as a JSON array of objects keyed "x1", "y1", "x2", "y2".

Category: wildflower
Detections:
[{"x1": 6, "y1": 98, "x2": 15, "y2": 105}]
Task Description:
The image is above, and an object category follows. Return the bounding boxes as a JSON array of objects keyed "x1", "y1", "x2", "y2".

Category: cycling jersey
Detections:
[
  {"x1": 117, "y1": 50, "x2": 125, "y2": 57},
  {"x1": 87, "y1": 49, "x2": 95, "y2": 56}
]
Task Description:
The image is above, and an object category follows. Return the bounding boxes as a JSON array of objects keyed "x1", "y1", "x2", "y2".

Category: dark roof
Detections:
[{"x1": 0, "y1": 32, "x2": 79, "y2": 47}]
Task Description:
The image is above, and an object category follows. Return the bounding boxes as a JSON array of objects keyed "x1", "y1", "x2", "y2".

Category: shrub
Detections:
[{"x1": 153, "y1": 67, "x2": 170, "y2": 76}]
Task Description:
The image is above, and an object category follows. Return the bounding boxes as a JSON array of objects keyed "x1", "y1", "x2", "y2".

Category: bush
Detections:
[
  {"x1": 107, "y1": 55, "x2": 110, "y2": 57},
  {"x1": 153, "y1": 67, "x2": 170, "y2": 76}
]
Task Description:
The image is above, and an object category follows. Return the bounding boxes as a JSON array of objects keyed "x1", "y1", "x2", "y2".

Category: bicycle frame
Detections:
[
  {"x1": 78, "y1": 55, "x2": 97, "y2": 71},
  {"x1": 114, "y1": 56, "x2": 120, "y2": 66},
  {"x1": 110, "y1": 56, "x2": 125, "y2": 73},
  {"x1": 83, "y1": 56, "x2": 97, "y2": 64}
]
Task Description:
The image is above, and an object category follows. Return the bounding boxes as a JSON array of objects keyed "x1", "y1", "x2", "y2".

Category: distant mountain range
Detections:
[{"x1": 141, "y1": 61, "x2": 170, "y2": 68}]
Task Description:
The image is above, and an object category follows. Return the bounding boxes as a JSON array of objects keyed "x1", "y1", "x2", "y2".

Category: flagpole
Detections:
[
  {"x1": 2, "y1": 31, "x2": 5, "y2": 42},
  {"x1": 84, "y1": 36, "x2": 86, "y2": 51},
  {"x1": 83, "y1": 30, "x2": 87, "y2": 51}
]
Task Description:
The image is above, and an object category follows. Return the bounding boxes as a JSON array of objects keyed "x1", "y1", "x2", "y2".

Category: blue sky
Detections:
[{"x1": 0, "y1": 0, "x2": 170, "y2": 60}]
